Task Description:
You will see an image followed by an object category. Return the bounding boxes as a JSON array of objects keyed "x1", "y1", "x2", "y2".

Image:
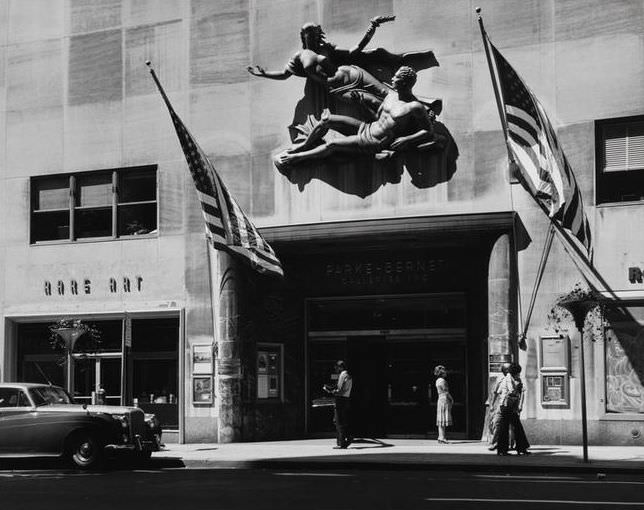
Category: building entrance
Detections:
[
  {"x1": 72, "y1": 354, "x2": 122, "y2": 406},
  {"x1": 307, "y1": 294, "x2": 469, "y2": 438}
]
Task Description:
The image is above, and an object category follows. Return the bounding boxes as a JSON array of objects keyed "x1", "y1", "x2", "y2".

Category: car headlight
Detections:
[
  {"x1": 111, "y1": 414, "x2": 129, "y2": 429},
  {"x1": 144, "y1": 413, "x2": 159, "y2": 428}
]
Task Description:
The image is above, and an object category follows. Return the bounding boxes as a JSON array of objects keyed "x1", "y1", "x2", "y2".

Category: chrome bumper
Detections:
[{"x1": 105, "y1": 433, "x2": 162, "y2": 452}]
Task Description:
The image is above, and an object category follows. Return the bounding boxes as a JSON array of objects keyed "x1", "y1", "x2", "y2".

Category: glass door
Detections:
[
  {"x1": 385, "y1": 338, "x2": 467, "y2": 436},
  {"x1": 72, "y1": 355, "x2": 122, "y2": 405}
]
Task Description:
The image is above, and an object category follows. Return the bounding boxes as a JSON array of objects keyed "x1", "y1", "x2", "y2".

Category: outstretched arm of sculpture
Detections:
[
  {"x1": 349, "y1": 15, "x2": 395, "y2": 55},
  {"x1": 247, "y1": 65, "x2": 293, "y2": 80}
]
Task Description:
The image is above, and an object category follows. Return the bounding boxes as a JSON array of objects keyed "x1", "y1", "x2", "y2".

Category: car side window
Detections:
[
  {"x1": 18, "y1": 391, "x2": 31, "y2": 407},
  {"x1": 0, "y1": 388, "x2": 20, "y2": 407}
]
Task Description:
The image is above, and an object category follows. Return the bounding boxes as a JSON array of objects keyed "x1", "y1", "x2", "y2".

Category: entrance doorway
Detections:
[
  {"x1": 307, "y1": 294, "x2": 470, "y2": 438},
  {"x1": 72, "y1": 354, "x2": 122, "y2": 406}
]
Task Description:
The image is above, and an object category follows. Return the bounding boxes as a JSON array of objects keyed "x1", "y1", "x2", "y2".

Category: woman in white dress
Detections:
[{"x1": 434, "y1": 365, "x2": 453, "y2": 444}]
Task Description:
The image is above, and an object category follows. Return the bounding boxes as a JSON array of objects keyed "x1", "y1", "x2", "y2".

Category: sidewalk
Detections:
[{"x1": 155, "y1": 439, "x2": 644, "y2": 474}]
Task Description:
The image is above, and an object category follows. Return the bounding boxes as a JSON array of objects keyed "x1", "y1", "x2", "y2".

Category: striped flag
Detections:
[
  {"x1": 485, "y1": 36, "x2": 593, "y2": 257},
  {"x1": 148, "y1": 66, "x2": 283, "y2": 277}
]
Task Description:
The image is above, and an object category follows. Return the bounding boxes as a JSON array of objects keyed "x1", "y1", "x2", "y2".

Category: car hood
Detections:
[{"x1": 38, "y1": 404, "x2": 139, "y2": 415}]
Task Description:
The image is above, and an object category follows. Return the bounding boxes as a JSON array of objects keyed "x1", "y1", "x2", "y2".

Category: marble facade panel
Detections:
[
  {"x1": 7, "y1": 0, "x2": 64, "y2": 43},
  {"x1": 69, "y1": 0, "x2": 121, "y2": 34},
  {"x1": 64, "y1": 101, "x2": 122, "y2": 170},
  {"x1": 6, "y1": 107, "x2": 64, "y2": 177},
  {"x1": 6, "y1": 39, "x2": 63, "y2": 111},
  {"x1": 68, "y1": 29, "x2": 122, "y2": 106}
]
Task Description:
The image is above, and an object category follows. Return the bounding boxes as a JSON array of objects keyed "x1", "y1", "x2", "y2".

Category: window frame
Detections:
[
  {"x1": 595, "y1": 115, "x2": 644, "y2": 206},
  {"x1": 30, "y1": 165, "x2": 158, "y2": 245}
]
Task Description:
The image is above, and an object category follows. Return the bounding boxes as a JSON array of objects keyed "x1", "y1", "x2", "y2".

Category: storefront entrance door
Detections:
[
  {"x1": 73, "y1": 355, "x2": 122, "y2": 406},
  {"x1": 347, "y1": 337, "x2": 387, "y2": 437}
]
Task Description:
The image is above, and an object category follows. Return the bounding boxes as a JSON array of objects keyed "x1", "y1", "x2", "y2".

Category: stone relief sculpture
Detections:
[
  {"x1": 275, "y1": 66, "x2": 437, "y2": 168},
  {"x1": 247, "y1": 15, "x2": 456, "y2": 188},
  {"x1": 248, "y1": 17, "x2": 440, "y2": 119}
]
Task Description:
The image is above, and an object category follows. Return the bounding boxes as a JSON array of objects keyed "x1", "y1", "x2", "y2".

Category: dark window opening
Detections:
[
  {"x1": 30, "y1": 166, "x2": 157, "y2": 243},
  {"x1": 596, "y1": 117, "x2": 644, "y2": 204}
]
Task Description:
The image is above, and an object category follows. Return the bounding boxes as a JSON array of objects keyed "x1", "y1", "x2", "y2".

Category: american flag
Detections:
[
  {"x1": 148, "y1": 66, "x2": 283, "y2": 277},
  {"x1": 486, "y1": 36, "x2": 593, "y2": 257}
]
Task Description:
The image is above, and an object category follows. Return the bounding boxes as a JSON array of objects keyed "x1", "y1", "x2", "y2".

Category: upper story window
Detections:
[
  {"x1": 31, "y1": 166, "x2": 157, "y2": 244},
  {"x1": 596, "y1": 116, "x2": 644, "y2": 204}
]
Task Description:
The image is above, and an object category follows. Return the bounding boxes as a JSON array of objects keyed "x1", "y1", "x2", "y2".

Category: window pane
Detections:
[
  {"x1": 118, "y1": 203, "x2": 157, "y2": 235},
  {"x1": 76, "y1": 173, "x2": 112, "y2": 207},
  {"x1": 21, "y1": 359, "x2": 64, "y2": 387},
  {"x1": 134, "y1": 359, "x2": 179, "y2": 429},
  {"x1": 34, "y1": 176, "x2": 69, "y2": 210},
  {"x1": 604, "y1": 305, "x2": 644, "y2": 414},
  {"x1": 73, "y1": 320, "x2": 122, "y2": 353},
  {"x1": 32, "y1": 210, "x2": 70, "y2": 241},
  {"x1": 131, "y1": 318, "x2": 178, "y2": 352},
  {"x1": 119, "y1": 168, "x2": 156, "y2": 203},
  {"x1": 75, "y1": 208, "x2": 112, "y2": 238}
]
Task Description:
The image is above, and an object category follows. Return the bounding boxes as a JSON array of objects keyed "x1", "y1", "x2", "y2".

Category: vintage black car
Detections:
[{"x1": 0, "y1": 383, "x2": 162, "y2": 468}]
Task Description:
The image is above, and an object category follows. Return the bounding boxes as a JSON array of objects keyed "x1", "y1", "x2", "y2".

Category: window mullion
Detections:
[
  {"x1": 112, "y1": 170, "x2": 118, "y2": 238},
  {"x1": 69, "y1": 174, "x2": 76, "y2": 241}
]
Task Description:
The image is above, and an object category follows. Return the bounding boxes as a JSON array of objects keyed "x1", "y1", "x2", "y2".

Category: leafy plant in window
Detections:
[{"x1": 48, "y1": 318, "x2": 102, "y2": 360}]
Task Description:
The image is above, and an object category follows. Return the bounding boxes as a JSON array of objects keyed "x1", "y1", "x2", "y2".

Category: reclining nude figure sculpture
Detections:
[{"x1": 275, "y1": 66, "x2": 437, "y2": 167}]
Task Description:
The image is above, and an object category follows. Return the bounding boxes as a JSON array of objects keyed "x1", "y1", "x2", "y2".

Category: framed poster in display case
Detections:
[
  {"x1": 539, "y1": 335, "x2": 570, "y2": 408},
  {"x1": 541, "y1": 373, "x2": 569, "y2": 407},
  {"x1": 192, "y1": 376, "x2": 213, "y2": 405},
  {"x1": 191, "y1": 344, "x2": 213, "y2": 375},
  {"x1": 539, "y1": 335, "x2": 569, "y2": 371}
]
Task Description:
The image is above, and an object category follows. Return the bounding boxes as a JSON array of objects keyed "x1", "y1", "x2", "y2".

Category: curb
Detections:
[{"x1": 164, "y1": 457, "x2": 644, "y2": 475}]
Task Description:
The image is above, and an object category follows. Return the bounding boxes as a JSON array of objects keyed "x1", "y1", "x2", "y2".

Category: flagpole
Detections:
[
  {"x1": 532, "y1": 196, "x2": 617, "y2": 299},
  {"x1": 519, "y1": 224, "x2": 555, "y2": 342},
  {"x1": 476, "y1": 7, "x2": 509, "y2": 142}
]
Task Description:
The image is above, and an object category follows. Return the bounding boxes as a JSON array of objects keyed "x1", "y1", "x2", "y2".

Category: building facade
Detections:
[{"x1": 0, "y1": 0, "x2": 643, "y2": 445}]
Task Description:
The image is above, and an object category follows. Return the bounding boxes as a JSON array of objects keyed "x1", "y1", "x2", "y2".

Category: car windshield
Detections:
[{"x1": 29, "y1": 386, "x2": 72, "y2": 406}]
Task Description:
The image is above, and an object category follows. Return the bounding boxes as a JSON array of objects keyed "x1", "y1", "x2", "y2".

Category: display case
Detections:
[{"x1": 539, "y1": 335, "x2": 570, "y2": 408}]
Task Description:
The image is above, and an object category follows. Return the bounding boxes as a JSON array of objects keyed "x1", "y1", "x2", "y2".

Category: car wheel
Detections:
[{"x1": 68, "y1": 432, "x2": 103, "y2": 469}]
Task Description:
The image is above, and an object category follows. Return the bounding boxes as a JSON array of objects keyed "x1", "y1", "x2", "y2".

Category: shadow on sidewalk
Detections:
[{"x1": 348, "y1": 438, "x2": 394, "y2": 450}]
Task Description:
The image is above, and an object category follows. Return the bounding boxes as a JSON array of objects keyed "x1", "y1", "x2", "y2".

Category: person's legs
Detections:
[
  {"x1": 333, "y1": 405, "x2": 342, "y2": 447},
  {"x1": 488, "y1": 408, "x2": 501, "y2": 450},
  {"x1": 287, "y1": 112, "x2": 361, "y2": 154},
  {"x1": 335, "y1": 398, "x2": 351, "y2": 448},
  {"x1": 438, "y1": 424, "x2": 446, "y2": 442},
  {"x1": 510, "y1": 413, "x2": 530, "y2": 453},
  {"x1": 496, "y1": 407, "x2": 511, "y2": 454},
  {"x1": 278, "y1": 132, "x2": 364, "y2": 166}
]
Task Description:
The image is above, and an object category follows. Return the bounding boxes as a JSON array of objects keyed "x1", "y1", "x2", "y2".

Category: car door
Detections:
[{"x1": 0, "y1": 387, "x2": 37, "y2": 454}]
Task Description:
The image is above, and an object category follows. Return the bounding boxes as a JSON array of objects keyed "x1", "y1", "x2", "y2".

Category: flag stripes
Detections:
[
  {"x1": 149, "y1": 67, "x2": 283, "y2": 277},
  {"x1": 486, "y1": 36, "x2": 592, "y2": 256}
]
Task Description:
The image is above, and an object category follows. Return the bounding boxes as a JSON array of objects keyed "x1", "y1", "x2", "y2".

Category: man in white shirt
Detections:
[{"x1": 324, "y1": 360, "x2": 353, "y2": 449}]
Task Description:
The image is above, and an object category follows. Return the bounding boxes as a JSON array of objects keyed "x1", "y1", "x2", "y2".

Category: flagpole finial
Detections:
[
  {"x1": 145, "y1": 60, "x2": 152, "y2": 68},
  {"x1": 475, "y1": 6, "x2": 482, "y2": 16}
]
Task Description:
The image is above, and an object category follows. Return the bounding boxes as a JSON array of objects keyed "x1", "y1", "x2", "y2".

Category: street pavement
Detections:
[{"x1": 154, "y1": 438, "x2": 644, "y2": 474}]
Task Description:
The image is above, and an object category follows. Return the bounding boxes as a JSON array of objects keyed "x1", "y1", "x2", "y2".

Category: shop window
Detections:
[
  {"x1": 257, "y1": 344, "x2": 283, "y2": 401},
  {"x1": 603, "y1": 305, "x2": 644, "y2": 414},
  {"x1": 30, "y1": 165, "x2": 157, "y2": 243},
  {"x1": 596, "y1": 117, "x2": 644, "y2": 204},
  {"x1": 131, "y1": 318, "x2": 179, "y2": 429},
  {"x1": 17, "y1": 323, "x2": 65, "y2": 387}
]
